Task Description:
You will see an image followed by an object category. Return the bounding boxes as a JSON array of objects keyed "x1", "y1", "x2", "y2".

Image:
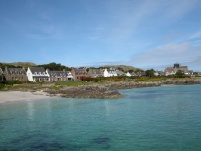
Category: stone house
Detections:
[
  {"x1": 0, "y1": 68, "x2": 4, "y2": 82},
  {"x1": 71, "y1": 67, "x2": 89, "y2": 81},
  {"x1": 164, "y1": 63, "x2": 193, "y2": 76},
  {"x1": 47, "y1": 69, "x2": 73, "y2": 82},
  {"x1": 27, "y1": 67, "x2": 49, "y2": 82},
  {"x1": 4, "y1": 67, "x2": 27, "y2": 81},
  {"x1": 88, "y1": 69, "x2": 103, "y2": 78}
]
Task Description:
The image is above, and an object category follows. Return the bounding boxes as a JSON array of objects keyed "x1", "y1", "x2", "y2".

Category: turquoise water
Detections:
[{"x1": 1, "y1": 84, "x2": 201, "y2": 150}]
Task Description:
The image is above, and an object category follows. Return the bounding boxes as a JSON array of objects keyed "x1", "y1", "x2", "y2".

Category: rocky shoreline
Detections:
[{"x1": 44, "y1": 79, "x2": 201, "y2": 99}]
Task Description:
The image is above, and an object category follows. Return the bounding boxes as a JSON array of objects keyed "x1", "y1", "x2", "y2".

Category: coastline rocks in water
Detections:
[
  {"x1": 44, "y1": 79, "x2": 201, "y2": 99},
  {"x1": 45, "y1": 87, "x2": 123, "y2": 99}
]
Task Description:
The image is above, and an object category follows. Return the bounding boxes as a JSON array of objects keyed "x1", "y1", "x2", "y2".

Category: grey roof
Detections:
[
  {"x1": 107, "y1": 68, "x2": 116, "y2": 72},
  {"x1": 178, "y1": 66, "x2": 188, "y2": 71},
  {"x1": 74, "y1": 68, "x2": 87, "y2": 74},
  {"x1": 116, "y1": 70, "x2": 125, "y2": 75},
  {"x1": 91, "y1": 69, "x2": 102, "y2": 74},
  {"x1": 7, "y1": 68, "x2": 26, "y2": 74},
  {"x1": 48, "y1": 71, "x2": 72, "y2": 77},
  {"x1": 165, "y1": 66, "x2": 189, "y2": 73},
  {"x1": 165, "y1": 67, "x2": 176, "y2": 72},
  {"x1": 30, "y1": 67, "x2": 45, "y2": 73}
]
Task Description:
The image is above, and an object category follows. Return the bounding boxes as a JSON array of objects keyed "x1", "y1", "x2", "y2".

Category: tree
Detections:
[
  {"x1": 175, "y1": 70, "x2": 185, "y2": 78},
  {"x1": 145, "y1": 69, "x2": 155, "y2": 77},
  {"x1": 37, "y1": 62, "x2": 71, "y2": 71}
]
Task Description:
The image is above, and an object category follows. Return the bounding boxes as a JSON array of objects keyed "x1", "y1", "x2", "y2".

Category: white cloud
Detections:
[
  {"x1": 129, "y1": 42, "x2": 201, "y2": 70},
  {"x1": 190, "y1": 30, "x2": 201, "y2": 39},
  {"x1": 86, "y1": 0, "x2": 201, "y2": 55}
]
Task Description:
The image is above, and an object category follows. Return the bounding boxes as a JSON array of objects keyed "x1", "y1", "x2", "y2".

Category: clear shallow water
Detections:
[{"x1": 1, "y1": 84, "x2": 201, "y2": 151}]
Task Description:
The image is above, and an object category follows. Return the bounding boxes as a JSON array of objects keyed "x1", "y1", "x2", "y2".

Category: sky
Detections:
[{"x1": 0, "y1": 0, "x2": 201, "y2": 71}]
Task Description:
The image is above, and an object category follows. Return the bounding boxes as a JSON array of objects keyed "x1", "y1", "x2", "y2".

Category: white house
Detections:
[
  {"x1": 164, "y1": 67, "x2": 176, "y2": 76},
  {"x1": 126, "y1": 72, "x2": 131, "y2": 77},
  {"x1": 27, "y1": 67, "x2": 49, "y2": 82},
  {"x1": 103, "y1": 68, "x2": 117, "y2": 77},
  {"x1": 154, "y1": 72, "x2": 159, "y2": 76}
]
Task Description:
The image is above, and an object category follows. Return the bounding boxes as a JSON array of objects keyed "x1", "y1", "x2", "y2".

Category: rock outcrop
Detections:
[{"x1": 44, "y1": 79, "x2": 201, "y2": 99}]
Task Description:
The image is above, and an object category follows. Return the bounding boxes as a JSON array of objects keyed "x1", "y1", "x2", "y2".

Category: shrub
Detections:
[
  {"x1": 2, "y1": 80, "x2": 23, "y2": 85},
  {"x1": 0, "y1": 84, "x2": 4, "y2": 90}
]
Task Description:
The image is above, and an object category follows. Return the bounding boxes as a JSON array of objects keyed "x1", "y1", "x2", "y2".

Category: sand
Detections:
[{"x1": 0, "y1": 91, "x2": 53, "y2": 104}]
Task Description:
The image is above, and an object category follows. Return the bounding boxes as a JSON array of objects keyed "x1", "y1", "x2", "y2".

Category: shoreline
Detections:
[
  {"x1": 45, "y1": 79, "x2": 201, "y2": 98},
  {"x1": 0, "y1": 91, "x2": 54, "y2": 104},
  {"x1": 1, "y1": 79, "x2": 201, "y2": 103}
]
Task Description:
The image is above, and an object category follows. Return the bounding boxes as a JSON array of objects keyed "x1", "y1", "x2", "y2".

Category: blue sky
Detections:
[{"x1": 0, "y1": 0, "x2": 201, "y2": 71}]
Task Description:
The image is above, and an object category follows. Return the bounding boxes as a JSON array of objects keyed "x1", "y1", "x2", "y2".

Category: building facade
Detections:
[
  {"x1": 164, "y1": 63, "x2": 193, "y2": 76},
  {"x1": 88, "y1": 69, "x2": 103, "y2": 78},
  {"x1": 0, "y1": 68, "x2": 4, "y2": 82},
  {"x1": 4, "y1": 67, "x2": 27, "y2": 81},
  {"x1": 47, "y1": 70, "x2": 73, "y2": 81},
  {"x1": 71, "y1": 68, "x2": 89, "y2": 81},
  {"x1": 27, "y1": 67, "x2": 49, "y2": 82},
  {"x1": 103, "y1": 68, "x2": 117, "y2": 77}
]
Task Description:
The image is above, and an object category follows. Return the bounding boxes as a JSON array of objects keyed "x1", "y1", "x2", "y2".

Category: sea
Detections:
[{"x1": 1, "y1": 84, "x2": 201, "y2": 151}]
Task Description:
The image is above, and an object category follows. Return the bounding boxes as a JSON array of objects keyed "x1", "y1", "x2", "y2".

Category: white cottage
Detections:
[
  {"x1": 103, "y1": 68, "x2": 117, "y2": 77},
  {"x1": 126, "y1": 72, "x2": 131, "y2": 77},
  {"x1": 27, "y1": 67, "x2": 49, "y2": 82}
]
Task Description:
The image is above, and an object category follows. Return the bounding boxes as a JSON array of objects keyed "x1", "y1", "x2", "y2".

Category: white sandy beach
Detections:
[{"x1": 0, "y1": 91, "x2": 52, "y2": 104}]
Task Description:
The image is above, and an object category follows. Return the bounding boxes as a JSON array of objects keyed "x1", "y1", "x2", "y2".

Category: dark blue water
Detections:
[{"x1": 1, "y1": 84, "x2": 201, "y2": 150}]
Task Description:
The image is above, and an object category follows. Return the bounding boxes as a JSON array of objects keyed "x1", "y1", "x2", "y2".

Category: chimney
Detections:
[{"x1": 5, "y1": 66, "x2": 8, "y2": 72}]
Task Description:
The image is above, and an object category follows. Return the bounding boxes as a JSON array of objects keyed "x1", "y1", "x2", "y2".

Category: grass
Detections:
[
  {"x1": 0, "y1": 84, "x2": 5, "y2": 91},
  {"x1": 1, "y1": 76, "x2": 200, "y2": 91},
  {"x1": 135, "y1": 77, "x2": 167, "y2": 82},
  {"x1": 55, "y1": 81, "x2": 94, "y2": 86}
]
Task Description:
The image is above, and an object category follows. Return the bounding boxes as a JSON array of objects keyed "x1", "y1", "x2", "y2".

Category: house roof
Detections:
[
  {"x1": 73, "y1": 68, "x2": 87, "y2": 74},
  {"x1": 29, "y1": 67, "x2": 45, "y2": 73},
  {"x1": 165, "y1": 65, "x2": 189, "y2": 73},
  {"x1": 48, "y1": 71, "x2": 72, "y2": 77},
  {"x1": 90, "y1": 69, "x2": 102, "y2": 75},
  {"x1": 107, "y1": 68, "x2": 116, "y2": 72},
  {"x1": 165, "y1": 67, "x2": 175, "y2": 72},
  {"x1": 177, "y1": 66, "x2": 188, "y2": 71},
  {"x1": 116, "y1": 70, "x2": 125, "y2": 75},
  {"x1": 7, "y1": 68, "x2": 26, "y2": 74}
]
